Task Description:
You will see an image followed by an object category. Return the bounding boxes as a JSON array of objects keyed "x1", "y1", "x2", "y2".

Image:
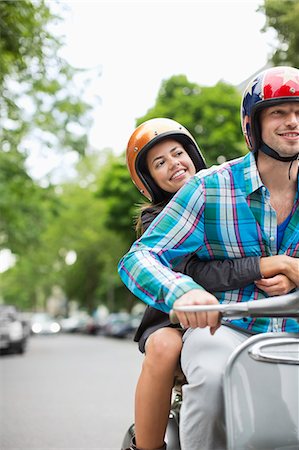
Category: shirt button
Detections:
[{"x1": 269, "y1": 236, "x2": 275, "y2": 241}]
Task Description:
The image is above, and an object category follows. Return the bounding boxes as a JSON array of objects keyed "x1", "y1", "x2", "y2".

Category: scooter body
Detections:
[
  {"x1": 122, "y1": 292, "x2": 299, "y2": 450},
  {"x1": 224, "y1": 332, "x2": 299, "y2": 450}
]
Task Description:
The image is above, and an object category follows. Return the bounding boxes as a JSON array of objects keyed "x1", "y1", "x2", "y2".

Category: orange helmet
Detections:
[{"x1": 126, "y1": 118, "x2": 206, "y2": 202}]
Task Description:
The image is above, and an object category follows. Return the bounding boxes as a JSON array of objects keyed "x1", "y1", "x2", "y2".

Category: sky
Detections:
[{"x1": 56, "y1": 0, "x2": 275, "y2": 156}]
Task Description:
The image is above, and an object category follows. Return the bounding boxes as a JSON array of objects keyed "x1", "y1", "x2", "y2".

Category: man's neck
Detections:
[
  {"x1": 256, "y1": 152, "x2": 298, "y2": 224},
  {"x1": 257, "y1": 152, "x2": 298, "y2": 192}
]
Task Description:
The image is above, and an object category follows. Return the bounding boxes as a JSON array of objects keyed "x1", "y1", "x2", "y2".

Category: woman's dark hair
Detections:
[{"x1": 135, "y1": 202, "x2": 166, "y2": 237}]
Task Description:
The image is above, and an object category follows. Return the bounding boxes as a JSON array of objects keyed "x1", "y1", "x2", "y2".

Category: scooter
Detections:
[{"x1": 121, "y1": 290, "x2": 299, "y2": 450}]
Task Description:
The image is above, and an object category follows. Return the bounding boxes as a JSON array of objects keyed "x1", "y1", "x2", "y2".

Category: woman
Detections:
[{"x1": 124, "y1": 118, "x2": 297, "y2": 450}]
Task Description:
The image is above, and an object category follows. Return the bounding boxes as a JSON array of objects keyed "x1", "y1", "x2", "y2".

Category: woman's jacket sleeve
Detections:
[{"x1": 176, "y1": 255, "x2": 261, "y2": 292}]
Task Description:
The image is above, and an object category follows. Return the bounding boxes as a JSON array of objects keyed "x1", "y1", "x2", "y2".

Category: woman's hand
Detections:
[
  {"x1": 283, "y1": 256, "x2": 299, "y2": 286},
  {"x1": 260, "y1": 255, "x2": 299, "y2": 286},
  {"x1": 255, "y1": 274, "x2": 296, "y2": 296}
]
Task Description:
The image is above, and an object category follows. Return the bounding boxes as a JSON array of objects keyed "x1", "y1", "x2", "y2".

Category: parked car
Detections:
[
  {"x1": 60, "y1": 311, "x2": 90, "y2": 334},
  {"x1": 101, "y1": 312, "x2": 141, "y2": 339},
  {"x1": 0, "y1": 305, "x2": 28, "y2": 354},
  {"x1": 30, "y1": 313, "x2": 61, "y2": 335}
]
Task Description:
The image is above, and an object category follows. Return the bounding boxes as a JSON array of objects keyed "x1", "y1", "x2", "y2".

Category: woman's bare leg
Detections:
[{"x1": 135, "y1": 327, "x2": 183, "y2": 450}]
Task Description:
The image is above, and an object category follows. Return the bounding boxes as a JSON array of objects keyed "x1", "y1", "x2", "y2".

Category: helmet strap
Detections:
[
  {"x1": 260, "y1": 142, "x2": 298, "y2": 162},
  {"x1": 259, "y1": 143, "x2": 299, "y2": 181}
]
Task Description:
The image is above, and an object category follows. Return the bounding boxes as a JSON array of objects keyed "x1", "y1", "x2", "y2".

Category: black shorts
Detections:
[{"x1": 134, "y1": 305, "x2": 182, "y2": 353}]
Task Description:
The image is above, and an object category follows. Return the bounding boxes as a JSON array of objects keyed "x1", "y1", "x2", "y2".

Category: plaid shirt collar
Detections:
[
  {"x1": 243, "y1": 152, "x2": 264, "y2": 197},
  {"x1": 242, "y1": 151, "x2": 299, "y2": 197}
]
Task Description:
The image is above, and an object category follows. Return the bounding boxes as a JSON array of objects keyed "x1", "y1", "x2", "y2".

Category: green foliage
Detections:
[
  {"x1": 0, "y1": 0, "x2": 91, "y2": 157},
  {"x1": 0, "y1": 0, "x2": 92, "y2": 161},
  {"x1": 45, "y1": 184, "x2": 112, "y2": 312},
  {"x1": 96, "y1": 153, "x2": 144, "y2": 242},
  {"x1": 260, "y1": 0, "x2": 299, "y2": 66},
  {"x1": 137, "y1": 75, "x2": 246, "y2": 166},
  {"x1": 1, "y1": 153, "x2": 136, "y2": 313},
  {"x1": 0, "y1": 149, "x2": 59, "y2": 253},
  {"x1": 1, "y1": 245, "x2": 57, "y2": 311},
  {"x1": 0, "y1": 0, "x2": 95, "y2": 312},
  {"x1": 0, "y1": 0, "x2": 92, "y2": 255},
  {"x1": 0, "y1": 0, "x2": 53, "y2": 80}
]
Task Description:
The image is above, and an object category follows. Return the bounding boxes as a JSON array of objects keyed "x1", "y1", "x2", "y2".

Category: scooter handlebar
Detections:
[{"x1": 170, "y1": 290, "x2": 299, "y2": 323}]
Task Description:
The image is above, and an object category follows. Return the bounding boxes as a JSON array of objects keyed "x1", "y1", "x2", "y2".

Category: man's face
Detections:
[{"x1": 260, "y1": 102, "x2": 299, "y2": 157}]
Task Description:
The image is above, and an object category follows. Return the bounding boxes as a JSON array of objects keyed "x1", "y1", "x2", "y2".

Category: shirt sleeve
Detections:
[
  {"x1": 118, "y1": 177, "x2": 206, "y2": 312},
  {"x1": 176, "y1": 255, "x2": 262, "y2": 291}
]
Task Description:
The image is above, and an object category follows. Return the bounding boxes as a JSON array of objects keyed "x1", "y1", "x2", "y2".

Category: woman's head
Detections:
[
  {"x1": 146, "y1": 138, "x2": 196, "y2": 194},
  {"x1": 126, "y1": 118, "x2": 206, "y2": 203}
]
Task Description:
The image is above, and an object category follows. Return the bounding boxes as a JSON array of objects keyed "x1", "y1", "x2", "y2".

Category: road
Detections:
[{"x1": 0, "y1": 333, "x2": 143, "y2": 450}]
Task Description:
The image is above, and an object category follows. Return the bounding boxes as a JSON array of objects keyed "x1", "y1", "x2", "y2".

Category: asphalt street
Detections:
[{"x1": 0, "y1": 333, "x2": 143, "y2": 450}]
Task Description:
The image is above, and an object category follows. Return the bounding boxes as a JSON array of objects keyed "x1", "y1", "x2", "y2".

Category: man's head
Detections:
[{"x1": 241, "y1": 66, "x2": 299, "y2": 162}]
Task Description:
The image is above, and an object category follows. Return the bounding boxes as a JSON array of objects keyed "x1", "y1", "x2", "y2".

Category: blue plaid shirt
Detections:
[{"x1": 118, "y1": 152, "x2": 299, "y2": 333}]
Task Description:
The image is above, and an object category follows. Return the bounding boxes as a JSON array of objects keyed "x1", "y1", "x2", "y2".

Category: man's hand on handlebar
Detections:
[{"x1": 172, "y1": 289, "x2": 221, "y2": 335}]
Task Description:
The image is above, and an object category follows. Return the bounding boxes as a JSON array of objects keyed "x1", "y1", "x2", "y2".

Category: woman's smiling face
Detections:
[{"x1": 146, "y1": 138, "x2": 196, "y2": 194}]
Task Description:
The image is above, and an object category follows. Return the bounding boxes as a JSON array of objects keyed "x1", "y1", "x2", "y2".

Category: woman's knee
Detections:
[{"x1": 145, "y1": 328, "x2": 182, "y2": 364}]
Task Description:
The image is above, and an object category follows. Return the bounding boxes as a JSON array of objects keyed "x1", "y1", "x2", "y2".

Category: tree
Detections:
[
  {"x1": 260, "y1": 0, "x2": 299, "y2": 67},
  {"x1": 54, "y1": 153, "x2": 140, "y2": 313},
  {"x1": 0, "y1": 0, "x2": 92, "y2": 255},
  {"x1": 0, "y1": 149, "x2": 55, "y2": 253},
  {"x1": 96, "y1": 152, "x2": 144, "y2": 243},
  {"x1": 0, "y1": 0, "x2": 91, "y2": 157},
  {"x1": 1, "y1": 152, "x2": 135, "y2": 313},
  {"x1": 137, "y1": 75, "x2": 246, "y2": 166}
]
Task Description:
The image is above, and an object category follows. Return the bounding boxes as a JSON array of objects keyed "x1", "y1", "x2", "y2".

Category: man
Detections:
[{"x1": 118, "y1": 66, "x2": 299, "y2": 449}]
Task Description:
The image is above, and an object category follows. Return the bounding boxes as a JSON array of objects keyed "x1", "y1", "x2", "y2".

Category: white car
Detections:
[
  {"x1": 0, "y1": 305, "x2": 28, "y2": 354},
  {"x1": 31, "y1": 313, "x2": 61, "y2": 335}
]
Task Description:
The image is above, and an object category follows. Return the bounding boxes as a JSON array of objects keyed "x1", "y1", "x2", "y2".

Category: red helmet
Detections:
[
  {"x1": 241, "y1": 66, "x2": 299, "y2": 152},
  {"x1": 126, "y1": 118, "x2": 206, "y2": 202}
]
